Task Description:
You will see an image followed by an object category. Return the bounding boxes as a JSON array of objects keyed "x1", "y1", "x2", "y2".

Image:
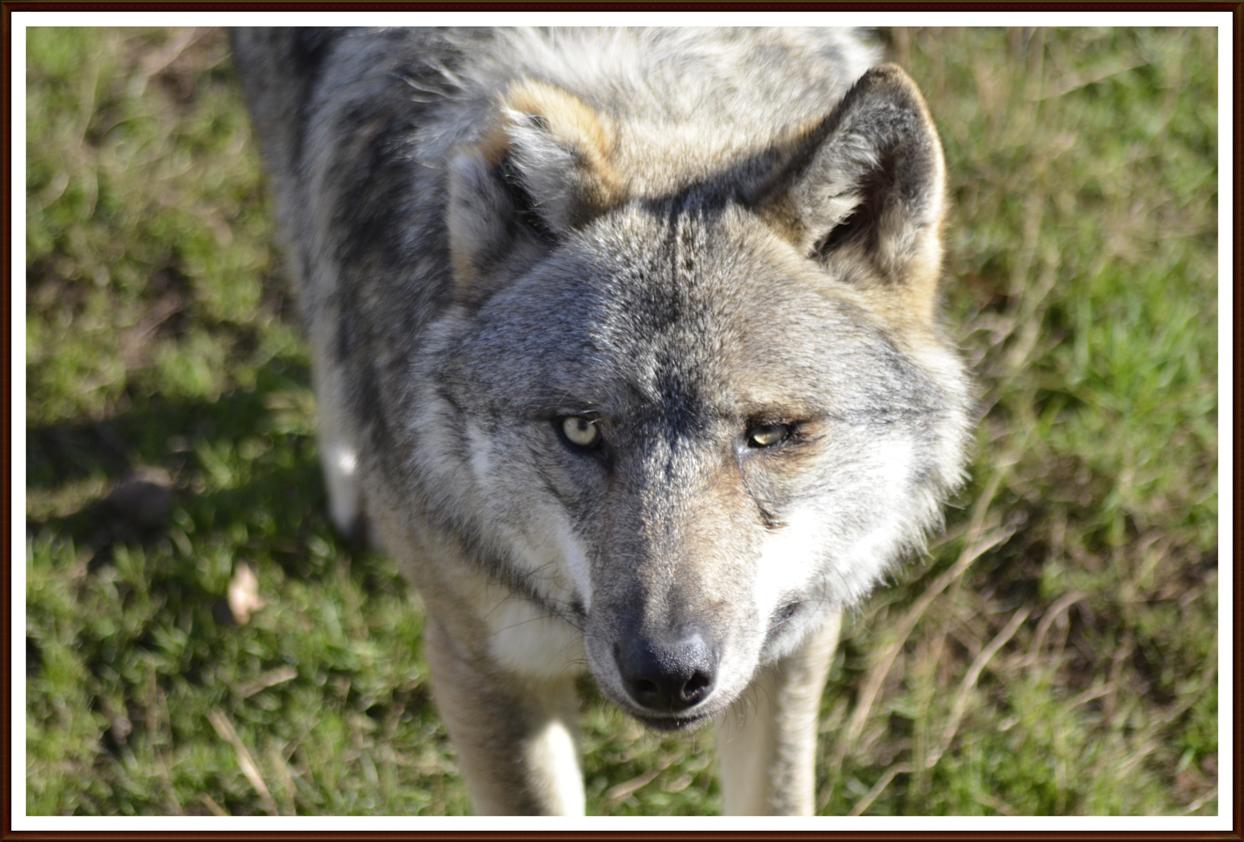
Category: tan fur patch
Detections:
[
  {"x1": 502, "y1": 78, "x2": 625, "y2": 214},
  {"x1": 449, "y1": 79, "x2": 630, "y2": 293},
  {"x1": 504, "y1": 79, "x2": 613, "y2": 166},
  {"x1": 476, "y1": 122, "x2": 512, "y2": 168}
]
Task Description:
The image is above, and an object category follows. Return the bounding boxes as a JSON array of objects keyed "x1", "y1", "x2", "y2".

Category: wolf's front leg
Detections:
[
  {"x1": 422, "y1": 615, "x2": 585, "y2": 815},
  {"x1": 307, "y1": 319, "x2": 367, "y2": 542},
  {"x1": 715, "y1": 612, "x2": 842, "y2": 815}
]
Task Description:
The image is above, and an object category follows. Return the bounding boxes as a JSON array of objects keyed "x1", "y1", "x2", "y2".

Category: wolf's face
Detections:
[{"x1": 417, "y1": 65, "x2": 969, "y2": 727}]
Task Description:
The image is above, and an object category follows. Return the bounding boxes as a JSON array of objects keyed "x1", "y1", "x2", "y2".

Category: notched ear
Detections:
[
  {"x1": 751, "y1": 64, "x2": 947, "y2": 318},
  {"x1": 447, "y1": 78, "x2": 625, "y2": 299}
]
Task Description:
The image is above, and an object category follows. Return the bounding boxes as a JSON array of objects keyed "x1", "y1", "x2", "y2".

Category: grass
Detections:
[{"x1": 23, "y1": 27, "x2": 1219, "y2": 817}]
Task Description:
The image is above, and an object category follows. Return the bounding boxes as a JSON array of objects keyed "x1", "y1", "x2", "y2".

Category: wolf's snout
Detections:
[{"x1": 613, "y1": 633, "x2": 718, "y2": 714}]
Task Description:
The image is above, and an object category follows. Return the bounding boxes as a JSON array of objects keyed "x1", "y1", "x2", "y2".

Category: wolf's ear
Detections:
[
  {"x1": 752, "y1": 65, "x2": 946, "y2": 316},
  {"x1": 447, "y1": 79, "x2": 624, "y2": 296}
]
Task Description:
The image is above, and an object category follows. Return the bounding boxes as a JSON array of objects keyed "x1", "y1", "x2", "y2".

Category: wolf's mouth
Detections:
[{"x1": 633, "y1": 709, "x2": 715, "y2": 732}]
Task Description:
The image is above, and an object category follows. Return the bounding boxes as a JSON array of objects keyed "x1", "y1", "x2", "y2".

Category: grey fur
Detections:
[{"x1": 234, "y1": 27, "x2": 971, "y2": 816}]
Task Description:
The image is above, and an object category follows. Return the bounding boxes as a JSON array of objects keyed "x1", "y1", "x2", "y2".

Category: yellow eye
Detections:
[
  {"x1": 560, "y1": 416, "x2": 601, "y2": 448},
  {"x1": 748, "y1": 423, "x2": 790, "y2": 448}
]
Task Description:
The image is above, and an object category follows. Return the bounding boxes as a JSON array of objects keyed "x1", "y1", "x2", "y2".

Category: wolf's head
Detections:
[{"x1": 414, "y1": 65, "x2": 971, "y2": 729}]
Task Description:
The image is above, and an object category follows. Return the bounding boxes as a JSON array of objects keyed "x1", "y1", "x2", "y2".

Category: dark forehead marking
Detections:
[
  {"x1": 619, "y1": 205, "x2": 693, "y2": 336},
  {"x1": 651, "y1": 351, "x2": 710, "y2": 447},
  {"x1": 626, "y1": 203, "x2": 723, "y2": 451}
]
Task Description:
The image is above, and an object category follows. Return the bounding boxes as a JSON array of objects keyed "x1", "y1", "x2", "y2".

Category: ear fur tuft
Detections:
[
  {"x1": 500, "y1": 79, "x2": 625, "y2": 232},
  {"x1": 447, "y1": 78, "x2": 626, "y2": 297},
  {"x1": 750, "y1": 64, "x2": 947, "y2": 321}
]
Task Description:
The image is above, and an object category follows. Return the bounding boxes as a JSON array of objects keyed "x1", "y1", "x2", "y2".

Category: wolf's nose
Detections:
[{"x1": 614, "y1": 633, "x2": 717, "y2": 714}]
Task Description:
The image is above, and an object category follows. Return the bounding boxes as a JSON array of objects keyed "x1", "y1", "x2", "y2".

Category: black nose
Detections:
[{"x1": 614, "y1": 632, "x2": 718, "y2": 714}]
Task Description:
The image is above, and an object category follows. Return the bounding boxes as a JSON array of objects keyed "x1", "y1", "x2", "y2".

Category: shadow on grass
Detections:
[
  {"x1": 27, "y1": 340, "x2": 404, "y2": 593},
  {"x1": 26, "y1": 347, "x2": 425, "y2": 739},
  {"x1": 26, "y1": 328, "x2": 309, "y2": 490}
]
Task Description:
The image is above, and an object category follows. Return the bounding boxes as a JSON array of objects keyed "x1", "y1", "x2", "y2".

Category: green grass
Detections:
[{"x1": 24, "y1": 27, "x2": 1219, "y2": 816}]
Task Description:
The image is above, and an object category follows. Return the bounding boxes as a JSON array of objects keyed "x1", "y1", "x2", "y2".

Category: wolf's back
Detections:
[
  {"x1": 231, "y1": 29, "x2": 348, "y2": 181},
  {"x1": 233, "y1": 28, "x2": 881, "y2": 173},
  {"x1": 232, "y1": 27, "x2": 883, "y2": 338}
]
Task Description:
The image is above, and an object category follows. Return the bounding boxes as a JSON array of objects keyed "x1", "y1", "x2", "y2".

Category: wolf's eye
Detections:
[
  {"x1": 558, "y1": 416, "x2": 601, "y2": 449},
  {"x1": 747, "y1": 423, "x2": 791, "y2": 449}
]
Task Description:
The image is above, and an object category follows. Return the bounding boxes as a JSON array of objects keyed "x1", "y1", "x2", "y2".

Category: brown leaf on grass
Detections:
[{"x1": 227, "y1": 563, "x2": 266, "y2": 626}]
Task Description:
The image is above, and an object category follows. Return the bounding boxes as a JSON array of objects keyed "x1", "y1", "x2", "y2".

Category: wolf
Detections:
[{"x1": 232, "y1": 27, "x2": 971, "y2": 815}]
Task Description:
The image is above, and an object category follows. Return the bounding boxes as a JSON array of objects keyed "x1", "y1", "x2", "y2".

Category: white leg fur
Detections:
[
  {"x1": 522, "y1": 718, "x2": 587, "y2": 816},
  {"x1": 423, "y1": 616, "x2": 586, "y2": 815},
  {"x1": 309, "y1": 336, "x2": 363, "y2": 536},
  {"x1": 716, "y1": 612, "x2": 842, "y2": 815}
]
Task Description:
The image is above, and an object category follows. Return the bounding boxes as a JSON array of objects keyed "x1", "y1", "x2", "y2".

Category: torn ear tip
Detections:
[
  {"x1": 858, "y1": 63, "x2": 924, "y2": 96},
  {"x1": 865, "y1": 62, "x2": 913, "y2": 81},
  {"x1": 858, "y1": 63, "x2": 936, "y2": 120}
]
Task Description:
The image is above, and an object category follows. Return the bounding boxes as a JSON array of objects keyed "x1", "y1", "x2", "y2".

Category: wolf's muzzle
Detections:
[{"x1": 613, "y1": 632, "x2": 718, "y2": 714}]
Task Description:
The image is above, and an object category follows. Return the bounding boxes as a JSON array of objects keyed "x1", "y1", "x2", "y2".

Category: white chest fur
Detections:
[{"x1": 485, "y1": 598, "x2": 586, "y2": 679}]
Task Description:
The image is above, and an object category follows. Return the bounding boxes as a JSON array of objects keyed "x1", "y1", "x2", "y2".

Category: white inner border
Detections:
[{"x1": 11, "y1": 10, "x2": 1235, "y2": 832}]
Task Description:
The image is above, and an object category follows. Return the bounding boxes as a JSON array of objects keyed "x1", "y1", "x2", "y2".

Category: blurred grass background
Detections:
[{"x1": 24, "y1": 27, "x2": 1219, "y2": 816}]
